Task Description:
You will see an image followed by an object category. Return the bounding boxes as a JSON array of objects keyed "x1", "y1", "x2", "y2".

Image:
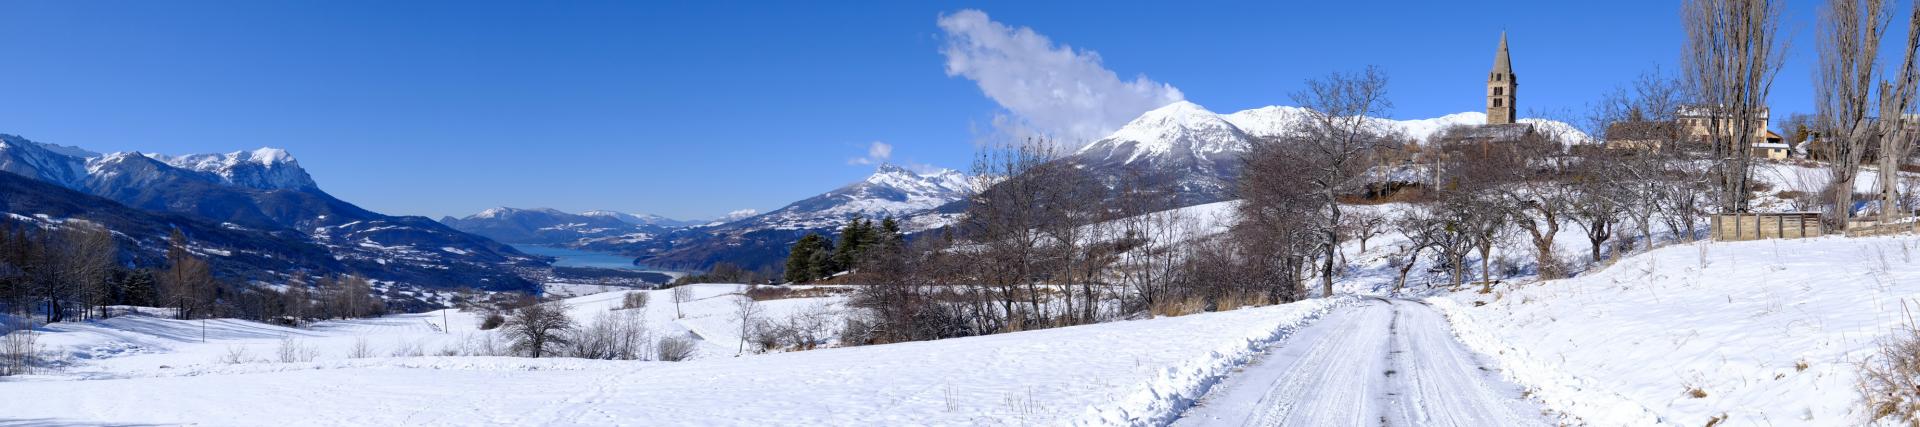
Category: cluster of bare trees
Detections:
[
  {"x1": 0, "y1": 221, "x2": 119, "y2": 323},
  {"x1": 492, "y1": 297, "x2": 694, "y2": 361},
  {"x1": 1683, "y1": 0, "x2": 1786, "y2": 214},
  {"x1": 832, "y1": 133, "x2": 1298, "y2": 344},
  {"x1": 1237, "y1": 67, "x2": 1403, "y2": 298},
  {"x1": 0, "y1": 221, "x2": 398, "y2": 326},
  {"x1": 1814, "y1": 0, "x2": 1920, "y2": 228}
]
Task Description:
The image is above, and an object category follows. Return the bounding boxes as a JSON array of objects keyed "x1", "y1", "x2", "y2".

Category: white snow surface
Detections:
[
  {"x1": 1433, "y1": 235, "x2": 1920, "y2": 426},
  {"x1": 1175, "y1": 298, "x2": 1548, "y2": 426},
  {"x1": 2, "y1": 290, "x2": 1340, "y2": 426}
]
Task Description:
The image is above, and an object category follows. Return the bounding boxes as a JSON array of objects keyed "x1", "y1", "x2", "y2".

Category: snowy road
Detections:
[{"x1": 1173, "y1": 298, "x2": 1547, "y2": 426}]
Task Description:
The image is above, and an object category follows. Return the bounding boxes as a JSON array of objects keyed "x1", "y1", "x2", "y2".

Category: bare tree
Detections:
[
  {"x1": 960, "y1": 138, "x2": 1058, "y2": 329},
  {"x1": 1879, "y1": 4, "x2": 1920, "y2": 223},
  {"x1": 1818, "y1": 0, "x2": 1893, "y2": 229},
  {"x1": 1685, "y1": 0, "x2": 1785, "y2": 214},
  {"x1": 159, "y1": 230, "x2": 215, "y2": 320},
  {"x1": 503, "y1": 302, "x2": 574, "y2": 358},
  {"x1": 1264, "y1": 66, "x2": 1399, "y2": 297},
  {"x1": 733, "y1": 289, "x2": 762, "y2": 356},
  {"x1": 1569, "y1": 149, "x2": 1630, "y2": 263},
  {"x1": 671, "y1": 285, "x2": 693, "y2": 319},
  {"x1": 1591, "y1": 70, "x2": 1690, "y2": 250},
  {"x1": 1342, "y1": 210, "x2": 1388, "y2": 254},
  {"x1": 57, "y1": 222, "x2": 114, "y2": 322},
  {"x1": 1387, "y1": 209, "x2": 1442, "y2": 294}
]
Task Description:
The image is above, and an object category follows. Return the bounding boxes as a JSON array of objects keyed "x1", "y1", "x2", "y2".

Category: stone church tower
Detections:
[{"x1": 1487, "y1": 32, "x2": 1517, "y2": 125}]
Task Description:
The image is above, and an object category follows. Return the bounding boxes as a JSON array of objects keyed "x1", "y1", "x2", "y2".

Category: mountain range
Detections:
[
  {"x1": 439, "y1": 207, "x2": 695, "y2": 247},
  {"x1": 0, "y1": 135, "x2": 541, "y2": 292},
  {"x1": 588, "y1": 102, "x2": 1583, "y2": 273},
  {"x1": 0, "y1": 101, "x2": 1585, "y2": 287},
  {"x1": 484, "y1": 164, "x2": 975, "y2": 272}
]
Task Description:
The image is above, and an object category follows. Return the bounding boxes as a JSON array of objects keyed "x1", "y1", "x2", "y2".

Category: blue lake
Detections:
[{"x1": 513, "y1": 245, "x2": 653, "y2": 271}]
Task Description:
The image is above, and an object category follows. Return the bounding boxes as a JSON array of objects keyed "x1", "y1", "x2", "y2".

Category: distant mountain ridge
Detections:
[
  {"x1": 568, "y1": 164, "x2": 972, "y2": 271},
  {"x1": 439, "y1": 207, "x2": 692, "y2": 247},
  {"x1": 0, "y1": 134, "x2": 539, "y2": 292}
]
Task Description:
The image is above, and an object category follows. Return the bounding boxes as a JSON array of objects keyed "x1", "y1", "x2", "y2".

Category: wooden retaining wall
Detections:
[
  {"x1": 1843, "y1": 220, "x2": 1920, "y2": 238},
  {"x1": 1710, "y1": 212, "x2": 1823, "y2": 241}
]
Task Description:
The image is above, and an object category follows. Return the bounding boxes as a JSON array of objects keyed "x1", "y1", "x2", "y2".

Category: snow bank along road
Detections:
[{"x1": 1174, "y1": 298, "x2": 1548, "y2": 426}]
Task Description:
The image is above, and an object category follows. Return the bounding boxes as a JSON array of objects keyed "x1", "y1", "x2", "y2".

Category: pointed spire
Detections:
[{"x1": 1492, "y1": 32, "x2": 1512, "y2": 74}]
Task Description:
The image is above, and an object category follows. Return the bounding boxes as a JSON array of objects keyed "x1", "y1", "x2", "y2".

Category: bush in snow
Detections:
[
  {"x1": 656, "y1": 335, "x2": 696, "y2": 362},
  {"x1": 1860, "y1": 319, "x2": 1920, "y2": 425},
  {"x1": 275, "y1": 337, "x2": 318, "y2": 363},
  {"x1": 620, "y1": 292, "x2": 648, "y2": 310},
  {"x1": 478, "y1": 312, "x2": 506, "y2": 331},
  {"x1": 504, "y1": 302, "x2": 574, "y2": 358},
  {"x1": 565, "y1": 310, "x2": 649, "y2": 360},
  {"x1": 0, "y1": 318, "x2": 41, "y2": 376},
  {"x1": 218, "y1": 345, "x2": 253, "y2": 364},
  {"x1": 348, "y1": 336, "x2": 373, "y2": 359},
  {"x1": 389, "y1": 339, "x2": 424, "y2": 357}
]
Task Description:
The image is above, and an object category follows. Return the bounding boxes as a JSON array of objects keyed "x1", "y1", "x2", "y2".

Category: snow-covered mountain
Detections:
[
  {"x1": 1060, "y1": 101, "x2": 1589, "y2": 207},
  {"x1": 581, "y1": 164, "x2": 972, "y2": 271},
  {"x1": 149, "y1": 148, "x2": 317, "y2": 190},
  {"x1": 738, "y1": 163, "x2": 970, "y2": 231},
  {"x1": 441, "y1": 207, "x2": 690, "y2": 246},
  {"x1": 0, "y1": 134, "x2": 540, "y2": 292},
  {"x1": 580, "y1": 210, "x2": 702, "y2": 228},
  {"x1": 1066, "y1": 101, "x2": 1253, "y2": 206}
]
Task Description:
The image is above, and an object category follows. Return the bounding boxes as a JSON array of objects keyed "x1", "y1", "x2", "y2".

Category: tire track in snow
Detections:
[{"x1": 1172, "y1": 298, "x2": 1545, "y2": 426}]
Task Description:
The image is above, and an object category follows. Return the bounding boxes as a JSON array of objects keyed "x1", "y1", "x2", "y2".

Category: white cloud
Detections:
[
  {"x1": 938, "y1": 9, "x2": 1184, "y2": 147},
  {"x1": 847, "y1": 141, "x2": 894, "y2": 165}
]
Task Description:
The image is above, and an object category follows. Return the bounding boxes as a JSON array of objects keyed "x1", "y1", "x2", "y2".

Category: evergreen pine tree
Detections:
[
  {"x1": 784, "y1": 233, "x2": 827, "y2": 283},
  {"x1": 832, "y1": 215, "x2": 871, "y2": 273},
  {"x1": 122, "y1": 270, "x2": 157, "y2": 309}
]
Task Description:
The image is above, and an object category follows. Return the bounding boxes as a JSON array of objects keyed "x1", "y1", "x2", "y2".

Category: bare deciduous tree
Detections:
[
  {"x1": 1263, "y1": 66, "x2": 1400, "y2": 297},
  {"x1": 1818, "y1": 0, "x2": 1893, "y2": 229},
  {"x1": 733, "y1": 289, "x2": 762, "y2": 356},
  {"x1": 1685, "y1": 0, "x2": 1785, "y2": 214},
  {"x1": 671, "y1": 285, "x2": 693, "y2": 319},
  {"x1": 1878, "y1": 4, "x2": 1920, "y2": 223},
  {"x1": 503, "y1": 302, "x2": 574, "y2": 358}
]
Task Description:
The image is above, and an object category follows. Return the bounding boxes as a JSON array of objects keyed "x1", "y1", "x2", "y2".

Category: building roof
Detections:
[
  {"x1": 1677, "y1": 104, "x2": 1771, "y2": 118},
  {"x1": 1436, "y1": 123, "x2": 1537, "y2": 144},
  {"x1": 1492, "y1": 32, "x2": 1512, "y2": 74}
]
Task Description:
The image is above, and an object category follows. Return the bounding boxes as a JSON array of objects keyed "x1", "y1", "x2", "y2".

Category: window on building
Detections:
[
  {"x1": 1494, "y1": 87, "x2": 1503, "y2": 95},
  {"x1": 1494, "y1": 99, "x2": 1502, "y2": 107}
]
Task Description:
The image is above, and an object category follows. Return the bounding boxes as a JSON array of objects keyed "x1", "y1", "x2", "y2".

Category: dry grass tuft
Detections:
[
  {"x1": 1149, "y1": 296, "x2": 1206, "y2": 317},
  {"x1": 1684, "y1": 383, "x2": 1708, "y2": 399},
  {"x1": 1860, "y1": 310, "x2": 1920, "y2": 425}
]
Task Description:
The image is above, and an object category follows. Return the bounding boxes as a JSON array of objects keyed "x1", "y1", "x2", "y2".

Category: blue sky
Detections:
[{"x1": 0, "y1": 1, "x2": 1833, "y2": 220}]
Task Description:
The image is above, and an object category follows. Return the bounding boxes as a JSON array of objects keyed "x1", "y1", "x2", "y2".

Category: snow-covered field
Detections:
[
  {"x1": 1434, "y1": 235, "x2": 1920, "y2": 426},
  {"x1": 17, "y1": 283, "x2": 846, "y2": 380},
  {"x1": 0, "y1": 294, "x2": 1336, "y2": 426}
]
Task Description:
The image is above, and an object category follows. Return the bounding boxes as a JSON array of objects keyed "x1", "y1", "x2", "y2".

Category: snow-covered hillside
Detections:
[
  {"x1": 1434, "y1": 235, "x2": 1920, "y2": 426},
  {"x1": 2, "y1": 285, "x2": 1338, "y2": 426}
]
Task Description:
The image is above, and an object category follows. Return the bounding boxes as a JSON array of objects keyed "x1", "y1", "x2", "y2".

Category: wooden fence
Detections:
[
  {"x1": 1843, "y1": 219, "x2": 1920, "y2": 238},
  {"x1": 1710, "y1": 212, "x2": 1823, "y2": 241}
]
